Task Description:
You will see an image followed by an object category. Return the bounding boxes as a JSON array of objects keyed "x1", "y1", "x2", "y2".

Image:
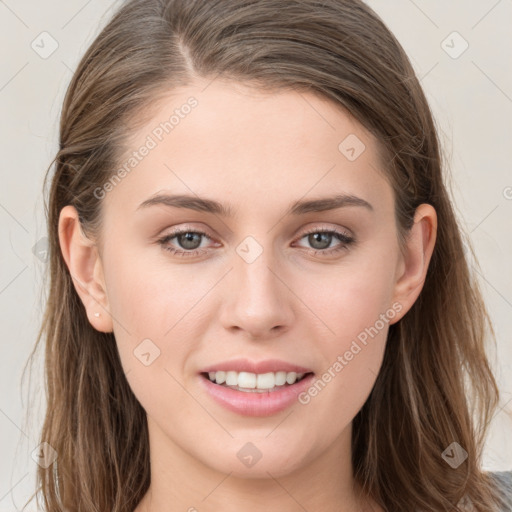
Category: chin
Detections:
[{"x1": 200, "y1": 440, "x2": 310, "y2": 479}]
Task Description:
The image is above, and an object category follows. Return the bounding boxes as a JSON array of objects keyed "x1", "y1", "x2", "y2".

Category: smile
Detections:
[
  {"x1": 204, "y1": 370, "x2": 309, "y2": 391},
  {"x1": 199, "y1": 371, "x2": 315, "y2": 417}
]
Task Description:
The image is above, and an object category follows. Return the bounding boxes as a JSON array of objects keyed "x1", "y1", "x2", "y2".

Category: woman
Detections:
[{"x1": 28, "y1": 0, "x2": 511, "y2": 510}]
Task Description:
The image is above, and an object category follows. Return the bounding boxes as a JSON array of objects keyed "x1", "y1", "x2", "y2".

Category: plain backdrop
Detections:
[{"x1": 0, "y1": 1, "x2": 511, "y2": 510}]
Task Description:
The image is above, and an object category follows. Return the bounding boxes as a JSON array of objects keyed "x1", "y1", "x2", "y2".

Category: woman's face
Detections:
[{"x1": 64, "y1": 79, "x2": 434, "y2": 480}]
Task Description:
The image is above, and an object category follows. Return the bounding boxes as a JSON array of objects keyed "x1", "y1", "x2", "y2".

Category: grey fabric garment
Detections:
[{"x1": 489, "y1": 471, "x2": 512, "y2": 511}]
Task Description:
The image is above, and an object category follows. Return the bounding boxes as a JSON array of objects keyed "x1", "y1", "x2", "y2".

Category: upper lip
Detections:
[{"x1": 200, "y1": 358, "x2": 313, "y2": 375}]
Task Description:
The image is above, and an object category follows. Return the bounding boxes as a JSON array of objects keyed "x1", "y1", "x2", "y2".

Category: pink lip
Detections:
[
  {"x1": 199, "y1": 373, "x2": 315, "y2": 417},
  {"x1": 200, "y1": 358, "x2": 312, "y2": 374}
]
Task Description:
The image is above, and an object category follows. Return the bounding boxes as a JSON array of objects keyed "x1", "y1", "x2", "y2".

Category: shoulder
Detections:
[
  {"x1": 488, "y1": 469, "x2": 512, "y2": 488},
  {"x1": 487, "y1": 470, "x2": 512, "y2": 510}
]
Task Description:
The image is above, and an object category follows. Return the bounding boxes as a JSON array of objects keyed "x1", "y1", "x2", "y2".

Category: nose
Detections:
[{"x1": 219, "y1": 246, "x2": 295, "y2": 340}]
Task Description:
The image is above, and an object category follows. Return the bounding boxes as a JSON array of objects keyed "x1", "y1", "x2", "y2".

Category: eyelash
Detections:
[{"x1": 157, "y1": 226, "x2": 355, "y2": 258}]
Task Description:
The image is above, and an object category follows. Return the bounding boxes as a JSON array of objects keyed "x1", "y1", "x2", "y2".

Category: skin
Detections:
[{"x1": 59, "y1": 79, "x2": 436, "y2": 512}]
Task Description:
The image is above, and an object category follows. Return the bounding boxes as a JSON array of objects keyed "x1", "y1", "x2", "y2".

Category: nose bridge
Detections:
[
  {"x1": 220, "y1": 236, "x2": 294, "y2": 337},
  {"x1": 236, "y1": 250, "x2": 279, "y2": 302}
]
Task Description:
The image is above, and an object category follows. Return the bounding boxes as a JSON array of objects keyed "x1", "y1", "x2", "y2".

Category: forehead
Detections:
[{"x1": 101, "y1": 79, "x2": 392, "y2": 220}]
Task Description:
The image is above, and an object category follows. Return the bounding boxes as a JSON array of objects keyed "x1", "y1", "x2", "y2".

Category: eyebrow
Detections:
[{"x1": 137, "y1": 193, "x2": 374, "y2": 216}]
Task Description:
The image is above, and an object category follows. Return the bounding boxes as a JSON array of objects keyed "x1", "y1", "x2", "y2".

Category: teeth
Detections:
[
  {"x1": 257, "y1": 372, "x2": 274, "y2": 389},
  {"x1": 286, "y1": 372, "x2": 297, "y2": 384},
  {"x1": 226, "y1": 371, "x2": 238, "y2": 386},
  {"x1": 238, "y1": 372, "x2": 256, "y2": 388},
  {"x1": 206, "y1": 370, "x2": 307, "y2": 390},
  {"x1": 275, "y1": 371, "x2": 287, "y2": 386}
]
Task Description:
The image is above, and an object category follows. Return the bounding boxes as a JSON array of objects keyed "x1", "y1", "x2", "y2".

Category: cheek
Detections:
[
  {"x1": 291, "y1": 253, "x2": 396, "y2": 414},
  {"x1": 294, "y1": 294, "x2": 389, "y2": 442},
  {"x1": 293, "y1": 254, "x2": 397, "y2": 345},
  {"x1": 105, "y1": 242, "x2": 209, "y2": 338},
  {"x1": 105, "y1": 259, "x2": 206, "y2": 419},
  {"x1": 103, "y1": 244, "x2": 212, "y2": 385}
]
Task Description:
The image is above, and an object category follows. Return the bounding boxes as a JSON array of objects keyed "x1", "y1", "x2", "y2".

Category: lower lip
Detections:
[{"x1": 199, "y1": 373, "x2": 315, "y2": 417}]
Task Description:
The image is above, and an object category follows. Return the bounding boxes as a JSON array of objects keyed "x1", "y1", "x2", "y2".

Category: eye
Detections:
[
  {"x1": 157, "y1": 228, "x2": 216, "y2": 257},
  {"x1": 156, "y1": 225, "x2": 355, "y2": 258},
  {"x1": 293, "y1": 226, "x2": 355, "y2": 256}
]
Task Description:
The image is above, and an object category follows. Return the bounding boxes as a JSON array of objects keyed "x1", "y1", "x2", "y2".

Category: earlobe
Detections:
[
  {"x1": 58, "y1": 205, "x2": 113, "y2": 333},
  {"x1": 390, "y1": 203, "x2": 437, "y2": 324}
]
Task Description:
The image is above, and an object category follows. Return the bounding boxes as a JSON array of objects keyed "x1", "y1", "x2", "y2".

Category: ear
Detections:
[
  {"x1": 58, "y1": 205, "x2": 113, "y2": 333},
  {"x1": 389, "y1": 203, "x2": 437, "y2": 324}
]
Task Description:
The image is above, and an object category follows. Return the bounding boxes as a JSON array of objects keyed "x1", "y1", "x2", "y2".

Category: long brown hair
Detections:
[{"x1": 25, "y1": 0, "x2": 509, "y2": 510}]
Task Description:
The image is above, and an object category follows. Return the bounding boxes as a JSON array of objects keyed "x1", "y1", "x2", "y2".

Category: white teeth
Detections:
[
  {"x1": 238, "y1": 372, "x2": 257, "y2": 389},
  {"x1": 275, "y1": 371, "x2": 287, "y2": 386},
  {"x1": 225, "y1": 371, "x2": 238, "y2": 386},
  {"x1": 206, "y1": 370, "x2": 308, "y2": 390},
  {"x1": 257, "y1": 372, "x2": 274, "y2": 389},
  {"x1": 286, "y1": 372, "x2": 297, "y2": 384}
]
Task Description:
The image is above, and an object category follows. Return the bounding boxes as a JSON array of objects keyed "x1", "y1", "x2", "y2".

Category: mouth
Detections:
[
  {"x1": 198, "y1": 364, "x2": 316, "y2": 416},
  {"x1": 200, "y1": 370, "x2": 314, "y2": 393}
]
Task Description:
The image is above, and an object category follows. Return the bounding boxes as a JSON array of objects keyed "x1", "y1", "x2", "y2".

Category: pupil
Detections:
[
  {"x1": 309, "y1": 232, "x2": 331, "y2": 250},
  {"x1": 179, "y1": 232, "x2": 201, "y2": 250}
]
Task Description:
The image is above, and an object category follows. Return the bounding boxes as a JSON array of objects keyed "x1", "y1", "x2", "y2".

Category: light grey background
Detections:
[{"x1": 1, "y1": 1, "x2": 511, "y2": 510}]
